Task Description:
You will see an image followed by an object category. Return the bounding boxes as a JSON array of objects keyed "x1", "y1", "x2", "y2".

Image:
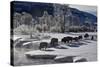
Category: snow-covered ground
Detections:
[
  {"x1": 13, "y1": 32, "x2": 97, "y2": 65},
  {"x1": 13, "y1": 32, "x2": 97, "y2": 42},
  {"x1": 25, "y1": 40, "x2": 97, "y2": 61}
]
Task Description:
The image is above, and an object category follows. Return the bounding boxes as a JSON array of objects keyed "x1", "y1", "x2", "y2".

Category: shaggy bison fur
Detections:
[
  {"x1": 73, "y1": 37, "x2": 79, "y2": 41},
  {"x1": 39, "y1": 42, "x2": 48, "y2": 50},
  {"x1": 50, "y1": 38, "x2": 58, "y2": 47},
  {"x1": 61, "y1": 36, "x2": 73, "y2": 43},
  {"x1": 78, "y1": 35, "x2": 83, "y2": 40}
]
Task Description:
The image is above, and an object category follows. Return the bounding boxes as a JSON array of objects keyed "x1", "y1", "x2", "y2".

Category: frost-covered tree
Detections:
[
  {"x1": 42, "y1": 24, "x2": 49, "y2": 32},
  {"x1": 35, "y1": 24, "x2": 42, "y2": 32},
  {"x1": 21, "y1": 12, "x2": 33, "y2": 38},
  {"x1": 60, "y1": 4, "x2": 69, "y2": 33},
  {"x1": 38, "y1": 11, "x2": 52, "y2": 32},
  {"x1": 13, "y1": 12, "x2": 22, "y2": 28},
  {"x1": 50, "y1": 25, "x2": 61, "y2": 33}
]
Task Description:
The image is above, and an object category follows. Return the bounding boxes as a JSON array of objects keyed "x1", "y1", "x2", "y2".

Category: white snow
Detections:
[
  {"x1": 25, "y1": 39, "x2": 97, "y2": 61},
  {"x1": 14, "y1": 32, "x2": 97, "y2": 62},
  {"x1": 23, "y1": 42, "x2": 31, "y2": 46}
]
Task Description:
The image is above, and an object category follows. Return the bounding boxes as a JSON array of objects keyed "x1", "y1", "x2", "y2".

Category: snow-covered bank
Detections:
[
  {"x1": 12, "y1": 33, "x2": 97, "y2": 66},
  {"x1": 68, "y1": 32, "x2": 97, "y2": 36},
  {"x1": 13, "y1": 32, "x2": 97, "y2": 41},
  {"x1": 25, "y1": 39, "x2": 97, "y2": 62}
]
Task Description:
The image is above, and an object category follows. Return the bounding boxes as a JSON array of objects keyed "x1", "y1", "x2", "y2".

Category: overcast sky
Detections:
[{"x1": 69, "y1": 4, "x2": 97, "y2": 16}]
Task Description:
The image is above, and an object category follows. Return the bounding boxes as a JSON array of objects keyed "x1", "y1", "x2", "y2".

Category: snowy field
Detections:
[{"x1": 13, "y1": 32, "x2": 97, "y2": 66}]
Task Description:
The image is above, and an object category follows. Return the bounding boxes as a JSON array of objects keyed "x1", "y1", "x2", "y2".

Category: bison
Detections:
[
  {"x1": 91, "y1": 36, "x2": 94, "y2": 40},
  {"x1": 39, "y1": 42, "x2": 48, "y2": 50},
  {"x1": 73, "y1": 37, "x2": 79, "y2": 41},
  {"x1": 84, "y1": 33, "x2": 89, "y2": 39},
  {"x1": 78, "y1": 35, "x2": 83, "y2": 40},
  {"x1": 61, "y1": 36, "x2": 73, "y2": 43},
  {"x1": 50, "y1": 38, "x2": 58, "y2": 47}
]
